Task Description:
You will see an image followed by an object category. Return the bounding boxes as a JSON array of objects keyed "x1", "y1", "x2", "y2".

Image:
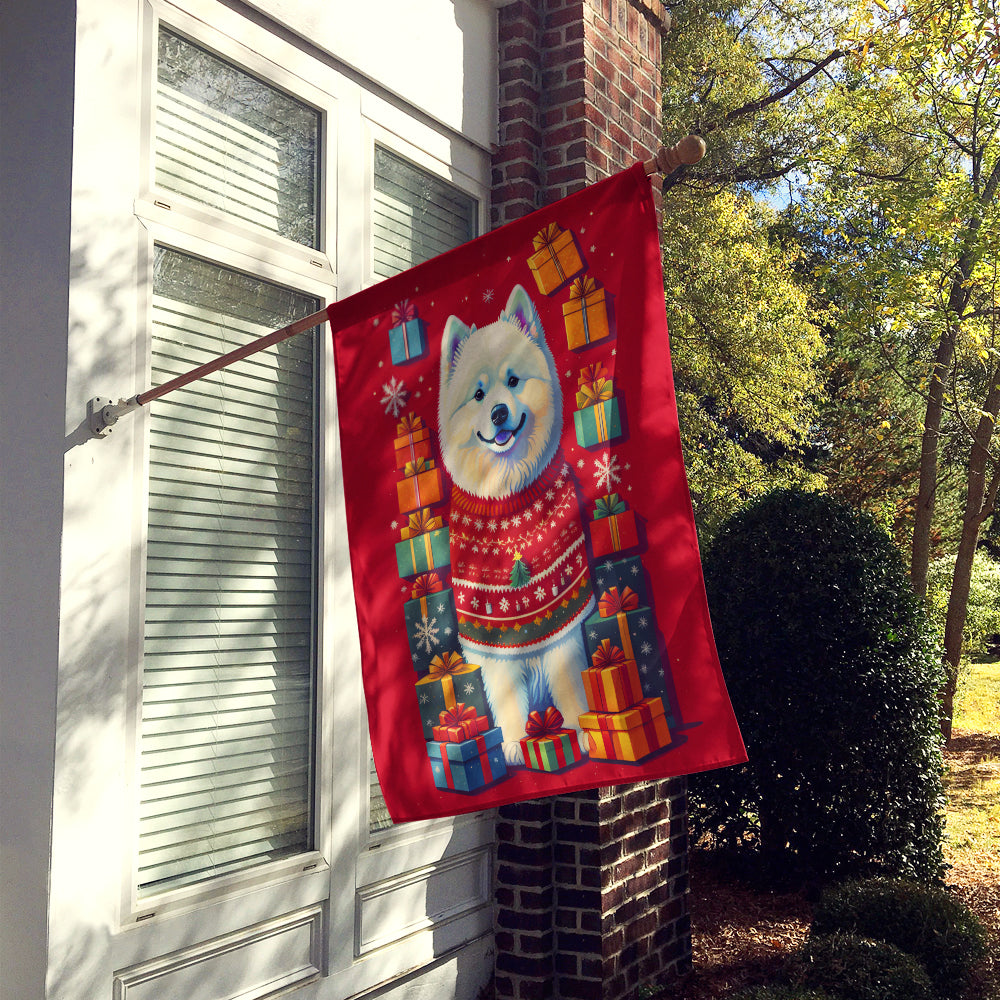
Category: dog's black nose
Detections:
[{"x1": 491, "y1": 403, "x2": 509, "y2": 427}]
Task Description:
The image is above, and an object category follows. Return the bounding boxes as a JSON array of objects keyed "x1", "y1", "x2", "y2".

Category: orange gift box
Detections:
[
  {"x1": 528, "y1": 223, "x2": 585, "y2": 295},
  {"x1": 582, "y1": 639, "x2": 643, "y2": 713},
  {"x1": 397, "y1": 459, "x2": 444, "y2": 514},
  {"x1": 580, "y1": 697, "x2": 671, "y2": 762},
  {"x1": 394, "y1": 413, "x2": 432, "y2": 470},
  {"x1": 563, "y1": 277, "x2": 610, "y2": 350}
]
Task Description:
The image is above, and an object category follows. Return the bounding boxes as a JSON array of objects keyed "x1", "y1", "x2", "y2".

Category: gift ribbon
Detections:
[
  {"x1": 577, "y1": 377, "x2": 613, "y2": 406},
  {"x1": 598, "y1": 587, "x2": 639, "y2": 661},
  {"x1": 525, "y1": 706, "x2": 565, "y2": 738},
  {"x1": 406, "y1": 509, "x2": 442, "y2": 538},
  {"x1": 402, "y1": 533, "x2": 435, "y2": 574},
  {"x1": 412, "y1": 572, "x2": 444, "y2": 600},
  {"x1": 428, "y1": 650, "x2": 468, "y2": 709},
  {"x1": 403, "y1": 458, "x2": 432, "y2": 477},
  {"x1": 591, "y1": 638, "x2": 627, "y2": 669},
  {"x1": 391, "y1": 300, "x2": 417, "y2": 325},
  {"x1": 434, "y1": 703, "x2": 483, "y2": 742},
  {"x1": 578, "y1": 362, "x2": 609, "y2": 387},
  {"x1": 532, "y1": 223, "x2": 567, "y2": 281},
  {"x1": 594, "y1": 493, "x2": 627, "y2": 518},
  {"x1": 396, "y1": 412, "x2": 424, "y2": 436},
  {"x1": 569, "y1": 276, "x2": 599, "y2": 300}
]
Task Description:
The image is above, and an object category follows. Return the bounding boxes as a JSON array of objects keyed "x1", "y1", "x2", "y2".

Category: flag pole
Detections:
[{"x1": 88, "y1": 138, "x2": 705, "y2": 438}]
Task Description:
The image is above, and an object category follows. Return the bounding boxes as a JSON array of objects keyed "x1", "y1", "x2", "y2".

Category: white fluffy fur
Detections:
[{"x1": 438, "y1": 285, "x2": 591, "y2": 764}]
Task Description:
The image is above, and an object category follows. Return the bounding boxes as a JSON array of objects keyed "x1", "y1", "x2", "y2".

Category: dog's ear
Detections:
[
  {"x1": 503, "y1": 284, "x2": 543, "y2": 341},
  {"x1": 440, "y1": 315, "x2": 474, "y2": 377}
]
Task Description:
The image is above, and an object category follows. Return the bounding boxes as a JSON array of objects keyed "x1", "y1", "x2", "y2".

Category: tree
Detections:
[{"x1": 801, "y1": 0, "x2": 1000, "y2": 736}]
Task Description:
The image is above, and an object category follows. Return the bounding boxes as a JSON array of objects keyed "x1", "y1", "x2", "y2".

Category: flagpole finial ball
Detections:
[{"x1": 652, "y1": 135, "x2": 706, "y2": 175}]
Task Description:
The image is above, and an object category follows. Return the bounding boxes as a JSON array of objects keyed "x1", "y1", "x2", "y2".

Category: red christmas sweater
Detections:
[{"x1": 449, "y1": 454, "x2": 594, "y2": 652}]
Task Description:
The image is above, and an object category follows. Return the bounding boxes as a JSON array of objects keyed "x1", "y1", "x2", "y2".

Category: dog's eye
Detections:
[
  {"x1": 473, "y1": 388, "x2": 485, "y2": 401},
  {"x1": 507, "y1": 375, "x2": 519, "y2": 388}
]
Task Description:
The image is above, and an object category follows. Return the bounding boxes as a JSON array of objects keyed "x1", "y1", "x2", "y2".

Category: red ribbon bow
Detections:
[
  {"x1": 598, "y1": 586, "x2": 639, "y2": 617},
  {"x1": 525, "y1": 706, "x2": 565, "y2": 738},
  {"x1": 391, "y1": 299, "x2": 417, "y2": 324},
  {"x1": 578, "y1": 362, "x2": 609, "y2": 388},
  {"x1": 429, "y1": 651, "x2": 466, "y2": 677},
  {"x1": 439, "y1": 703, "x2": 478, "y2": 729},
  {"x1": 591, "y1": 638, "x2": 627, "y2": 669},
  {"x1": 412, "y1": 572, "x2": 444, "y2": 600}
]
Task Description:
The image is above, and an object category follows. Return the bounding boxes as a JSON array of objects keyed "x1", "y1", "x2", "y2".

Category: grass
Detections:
[{"x1": 654, "y1": 657, "x2": 1000, "y2": 1000}]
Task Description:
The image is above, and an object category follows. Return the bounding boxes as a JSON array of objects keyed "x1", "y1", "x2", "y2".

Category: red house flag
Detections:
[{"x1": 329, "y1": 163, "x2": 745, "y2": 821}]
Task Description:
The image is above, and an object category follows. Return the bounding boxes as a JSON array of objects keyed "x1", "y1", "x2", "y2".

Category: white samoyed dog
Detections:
[{"x1": 438, "y1": 284, "x2": 594, "y2": 764}]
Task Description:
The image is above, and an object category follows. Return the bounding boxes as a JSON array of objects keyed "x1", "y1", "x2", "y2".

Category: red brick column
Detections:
[{"x1": 491, "y1": 3, "x2": 691, "y2": 999}]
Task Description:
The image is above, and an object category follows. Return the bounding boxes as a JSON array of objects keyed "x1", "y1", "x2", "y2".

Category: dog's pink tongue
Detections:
[{"x1": 495, "y1": 429, "x2": 512, "y2": 445}]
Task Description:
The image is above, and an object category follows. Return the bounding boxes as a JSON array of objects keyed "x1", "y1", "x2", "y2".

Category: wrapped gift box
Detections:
[
  {"x1": 427, "y1": 726, "x2": 508, "y2": 793},
  {"x1": 431, "y1": 703, "x2": 490, "y2": 742},
  {"x1": 397, "y1": 459, "x2": 444, "y2": 514},
  {"x1": 580, "y1": 696, "x2": 671, "y2": 763},
  {"x1": 404, "y1": 573, "x2": 462, "y2": 674},
  {"x1": 575, "y1": 363, "x2": 614, "y2": 410},
  {"x1": 388, "y1": 300, "x2": 427, "y2": 365},
  {"x1": 574, "y1": 397, "x2": 622, "y2": 448},
  {"x1": 527, "y1": 223, "x2": 585, "y2": 295},
  {"x1": 396, "y1": 526, "x2": 450, "y2": 577},
  {"x1": 589, "y1": 493, "x2": 638, "y2": 556},
  {"x1": 563, "y1": 277, "x2": 611, "y2": 350},
  {"x1": 415, "y1": 652, "x2": 491, "y2": 740},
  {"x1": 394, "y1": 414, "x2": 433, "y2": 470},
  {"x1": 582, "y1": 638, "x2": 643, "y2": 713},
  {"x1": 584, "y1": 587, "x2": 656, "y2": 666},
  {"x1": 593, "y1": 555, "x2": 649, "y2": 606},
  {"x1": 518, "y1": 707, "x2": 584, "y2": 772}
]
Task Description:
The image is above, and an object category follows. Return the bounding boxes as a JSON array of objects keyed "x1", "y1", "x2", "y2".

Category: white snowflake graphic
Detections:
[
  {"x1": 641, "y1": 641, "x2": 654, "y2": 657},
  {"x1": 588, "y1": 629, "x2": 599, "y2": 641},
  {"x1": 419, "y1": 692, "x2": 430, "y2": 704},
  {"x1": 577, "y1": 458, "x2": 585, "y2": 469},
  {"x1": 412, "y1": 615, "x2": 440, "y2": 654},
  {"x1": 484, "y1": 289, "x2": 495, "y2": 303},
  {"x1": 638, "y1": 615, "x2": 649, "y2": 629},
  {"x1": 471, "y1": 597, "x2": 480, "y2": 610},
  {"x1": 500, "y1": 598, "x2": 510, "y2": 612},
  {"x1": 535, "y1": 586, "x2": 546, "y2": 601},
  {"x1": 487, "y1": 519, "x2": 498, "y2": 532},
  {"x1": 630, "y1": 563, "x2": 640, "y2": 575},
  {"x1": 380, "y1": 376, "x2": 409, "y2": 417},
  {"x1": 593, "y1": 451, "x2": 622, "y2": 493},
  {"x1": 463, "y1": 682, "x2": 476, "y2": 696}
]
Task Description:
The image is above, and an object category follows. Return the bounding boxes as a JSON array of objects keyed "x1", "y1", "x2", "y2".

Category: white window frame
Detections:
[{"x1": 112, "y1": 2, "x2": 497, "y2": 992}]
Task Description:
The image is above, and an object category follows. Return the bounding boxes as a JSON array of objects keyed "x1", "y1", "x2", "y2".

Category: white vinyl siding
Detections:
[
  {"x1": 139, "y1": 247, "x2": 319, "y2": 895},
  {"x1": 368, "y1": 146, "x2": 478, "y2": 833}
]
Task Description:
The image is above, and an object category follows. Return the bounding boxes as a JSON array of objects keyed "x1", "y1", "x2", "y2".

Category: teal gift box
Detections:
[
  {"x1": 395, "y1": 527, "x2": 450, "y2": 577},
  {"x1": 404, "y1": 586, "x2": 462, "y2": 674},
  {"x1": 574, "y1": 396, "x2": 622, "y2": 448},
  {"x1": 593, "y1": 555, "x2": 649, "y2": 606},
  {"x1": 388, "y1": 300, "x2": 427, "y2": 364},
  {"x1": 427, "y1": 726, "x2": 508, "y2": 793},
  {"x1": 415, "y1": 654, "x2": 491, "y2": 740}
]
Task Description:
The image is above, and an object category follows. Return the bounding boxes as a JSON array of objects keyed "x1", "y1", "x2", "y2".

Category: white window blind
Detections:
[
  {"x1": 368, "y1": 148, "x2": 478, "y2": 832},
  {"x1": 156, "y1": 27, "x2": 320, "y2": 248},
  {"x1": 138, "y1": 248, "x2": 319, "y2": 895}
]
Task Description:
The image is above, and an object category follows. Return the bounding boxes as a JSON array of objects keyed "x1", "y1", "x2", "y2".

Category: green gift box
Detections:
[
  {"x1": 404, "y1": 586, "x2": 462, "y2": 674},
  {"x1": 574, "y1": 396, "x2": 622, "y2": 448},
  {"x1": 593, "y1": 555, "x2": 649, "y2": 606},
  {"x1": 395, "y1": 527, "x2": 450, "y2": 577},
  {"x1": 415, "y1": 654, "x2": 492, "y2": 740}
]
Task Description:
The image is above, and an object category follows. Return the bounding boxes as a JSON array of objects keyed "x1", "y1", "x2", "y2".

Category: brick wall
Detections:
[{"x1": 491, "y1": 3, "x2": 692, "y2": 998}]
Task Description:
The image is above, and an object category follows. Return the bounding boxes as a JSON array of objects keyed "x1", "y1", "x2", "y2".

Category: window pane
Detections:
[
  {"x1": 156, "y1": 28, "x2": 320, "y2": 248},
  {"x1": 372, "y1": 146, "x2": 477, "y2": 278},
  {"x1": 369, "y1": 150, "x2": 478, "y2": 832},
  {"x1": 139, "y1": 247, "x2": 318, "y2": 895}
]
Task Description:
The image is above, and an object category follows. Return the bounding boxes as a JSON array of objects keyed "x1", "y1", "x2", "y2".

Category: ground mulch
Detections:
[{"x1": 656, "y1": 733, "x2": 1000, "y2": 999}]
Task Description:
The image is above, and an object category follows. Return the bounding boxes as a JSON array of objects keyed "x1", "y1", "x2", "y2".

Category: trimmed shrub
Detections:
[
  {"x1": 811, "y1": 878, "x2": 988, "y2": 999},
  {"x1": 692, "y1": 488, "x2": 946, "y2": 881},
  {"x1": 733, "y1": 987, "x2": 837, "y2": 1000},
  {"x1": 793, "y1": 933, "x2": 934, "y2": 1000}
]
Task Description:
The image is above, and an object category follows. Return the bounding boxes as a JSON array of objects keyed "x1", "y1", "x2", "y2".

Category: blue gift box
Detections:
[
  {"x1": 593, "y1": 555, "x2": 649, "y2": 606},
  {"x1": 404, "y1": 587, "x2": 462, "y2": 675},
  {"x1": 389, "y1": 318, "x2": 427, "y2": 365},
  {"x1": 427, "y1": 726, "x2": 508, "y2": 793}
]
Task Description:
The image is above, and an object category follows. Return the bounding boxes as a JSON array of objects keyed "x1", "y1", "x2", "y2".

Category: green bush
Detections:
[
  {"x1": 811, "y1": 878, "x2": 988, "y2": 999},
  {"x1": 732, "y1": 987, "x2": 837, "y2": 1000},
  {"x1": 691, "y1": 488, "x2": 946, "y2": 882},
  {"x1": 792, "y1": 933, "x2": 934, "y2": 1000}
]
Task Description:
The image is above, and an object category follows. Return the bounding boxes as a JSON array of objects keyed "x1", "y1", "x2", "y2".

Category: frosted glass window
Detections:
[
  {"x1": 138, "y1": 246, "x2": 318, "y2": 894},
  {"x1": 156, "y1": 27, "x2": 320, "y2": 248}
]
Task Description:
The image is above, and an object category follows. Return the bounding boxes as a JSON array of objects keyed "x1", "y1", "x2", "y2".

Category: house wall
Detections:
[{"x1": 1, "y1": 2, "x2": 500, "y2": 998}]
